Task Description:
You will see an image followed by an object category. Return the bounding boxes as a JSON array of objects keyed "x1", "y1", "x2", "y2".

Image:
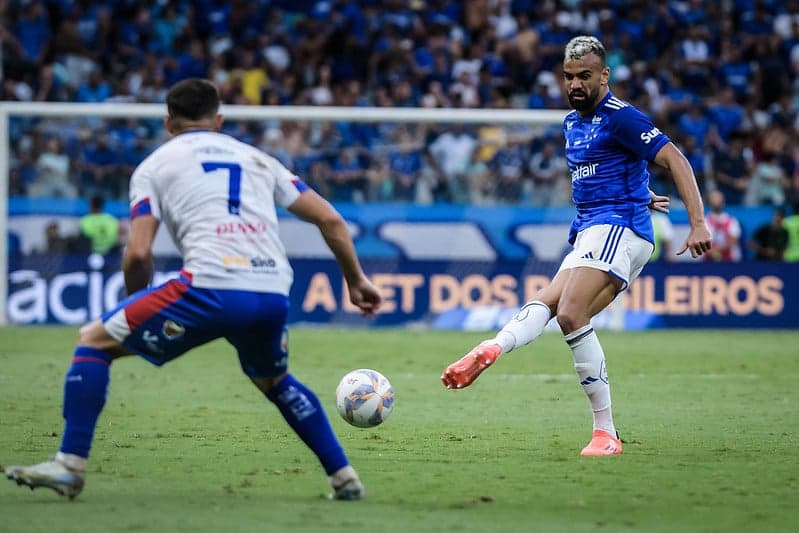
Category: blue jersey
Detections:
[{"x1": 564, "y1": 92, "x2": 669, "y2": 245}]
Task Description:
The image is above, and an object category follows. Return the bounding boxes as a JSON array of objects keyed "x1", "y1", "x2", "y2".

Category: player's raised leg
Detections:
[
  {"x1": 557, "y1": 266, "x2": 622, "y2": 456},
  {"x1": 5, "y1": 321, "x2": 129, "y2": 498},
  {"x1": 441, "y1": 272, "x2": 567, "y2": 389}
]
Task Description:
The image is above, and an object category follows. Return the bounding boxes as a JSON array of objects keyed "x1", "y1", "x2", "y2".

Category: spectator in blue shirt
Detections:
[
  {"x1": 678, "y1": 102, "x2": 712, "y2": 148},
  {"x1": 11, "y1": 1, "x2": 50, "y2": 66},
  {"x1": 75, "y1": 71, "x2": 112, "y2": 103},
  {"x1": 709, "y1": 87, "x2": 744, "y2": 141}
]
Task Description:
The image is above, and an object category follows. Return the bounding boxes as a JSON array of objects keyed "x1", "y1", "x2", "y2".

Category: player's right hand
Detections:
[
  {"x1": 347, "y1": 277, "x2": 382, "y2": 318},
  {"x1": 677, "y1": 221, "x2": 713, "y2": 258}
]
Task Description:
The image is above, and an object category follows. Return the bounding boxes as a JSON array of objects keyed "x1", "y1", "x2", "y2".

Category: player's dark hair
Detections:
[{"x1": 166, "y1": 78, "x2": 220, "y2": 121}]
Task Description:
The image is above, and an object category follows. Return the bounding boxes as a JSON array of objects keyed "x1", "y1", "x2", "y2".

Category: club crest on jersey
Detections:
[{"x1": 162, "y1": 320, "x2": 186, "y2": 340}]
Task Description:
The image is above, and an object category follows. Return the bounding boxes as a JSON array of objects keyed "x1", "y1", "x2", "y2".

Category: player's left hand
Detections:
[
  {"x1": 347, "y1": 277, "x2": 383, "y2": 318},
  {"x1": 648, "y1": 190, "x2": 670, "y2": 213},
  {"x1": 677, "y1": 221, "x2": 713, "y2": 258}
]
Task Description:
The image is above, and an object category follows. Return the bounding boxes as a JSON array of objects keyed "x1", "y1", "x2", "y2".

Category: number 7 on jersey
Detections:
[{"x1": 201, "y1": 161, "x2": 242, "y2": 215}]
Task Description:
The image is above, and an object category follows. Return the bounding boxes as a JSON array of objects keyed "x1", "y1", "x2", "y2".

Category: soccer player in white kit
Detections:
[
  {"x1": 6, "y1": 78, "x2": 382, "y2": 500},
  {"x1": 442, "y1": 36, "x2": 713, "y2": 455}
]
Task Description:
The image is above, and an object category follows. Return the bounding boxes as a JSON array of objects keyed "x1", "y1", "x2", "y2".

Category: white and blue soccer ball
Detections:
[{"x1": 335, "y1": 369, "x2": 394, "y2": 428}]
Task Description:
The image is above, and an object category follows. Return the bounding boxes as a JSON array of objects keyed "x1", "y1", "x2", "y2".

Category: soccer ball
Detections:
[{"x1": 335, "y1": 369, "x2": 394, "y2": 428}]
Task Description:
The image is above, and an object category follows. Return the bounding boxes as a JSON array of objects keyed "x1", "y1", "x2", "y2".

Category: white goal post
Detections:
[{"x1": 0, "y1": 102, "x2": 567, "y2": 326}]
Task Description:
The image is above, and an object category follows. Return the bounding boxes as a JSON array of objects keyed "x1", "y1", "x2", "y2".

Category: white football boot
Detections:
[{"x1": 5, "y1": 456, "x2": 85, "y2": 499}]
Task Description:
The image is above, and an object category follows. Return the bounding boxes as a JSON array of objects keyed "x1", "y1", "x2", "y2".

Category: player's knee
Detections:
[
  {"x1": 251, "y1": 373, "x2": 288, "y2": 394},
  {"x1": 556, "y1": 309, "x2": 583, "y2": 335},
  {"x1": 77, "y1": 320, "x2": 109, "y2": 346},
  {"x1": 76, "y1": 320, "x2": 126, "y2": 357}
]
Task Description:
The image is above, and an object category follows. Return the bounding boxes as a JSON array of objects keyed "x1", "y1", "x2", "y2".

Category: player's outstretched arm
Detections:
[
  {"x1": 122, "y1": 214, "x2": 160, "y2": 295},
  {"x1": 288, "y1": 190, "x2": 382, "y2": 317},
  {"x1": 653, "y1": 142, "x2": 712, "y2": 258}
]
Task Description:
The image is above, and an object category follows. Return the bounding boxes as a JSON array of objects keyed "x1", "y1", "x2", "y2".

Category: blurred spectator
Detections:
[
  {"x1": 748, "y1": 207, "x2": 789, "y2": 261},
  {"x1": 44, "y1": 221, "x2": 69, "y2": 256},
  {"x1": 649, "y1": 212, "x2": 674, "y2": 262},
  {"x1": 329, "y1": 148, "x2": 368, "y2": 203},
  {"x1": 784, "y1": 201, "x2": 799, "y2": 262},
  {"x1": 712, "y1": 132, "x2": 753, "y2": 205},
  {"x1": 678, "y1": 24, "x2": 712, "y2": 94},
  {"x1": 426, "y1": 124, "x2": 477, "y2": 203},
  {"x1": 528, "y1": 139, "x2": 568, "y2": 206},
  {"x1": 715, "y1": 40, "x2": 756, "y2": 101},
  {"x1": 79, "y1": 195, "x2": 120, "y2": 255},
  {"x1": 708, "y1": 87, "x2": 744, "y2": 142},
  {"x1": 749, "y1": 152, "x2": 788, "y2": 206},
  {"x1": 30, "y1": 137, "x2": 77, "y2": 198},
  {"x1": 12, "y1": 147, "x2": 38, "y2": 196},
  {"x1": 387, "y1": 129, "x2": 424, "y2": 202},
  {"x1": 81, "y1": 135, "x2": 122, "y2": 199},
  {"x1": 705, "y1": 190, "x2": 742, "y2": 262},
  {"x1": 677, "y1": 103, "x2": 711, "y2": 148},
  {"x1": 9, "y1": 1, "x2": 50, "y2": 68},
  {"x1": 74, "y1": 71, "x2": 112, "y2": 103},
  {"x1": 464, "y1": 147, "x2": 493, "y2": 205},
  {"x1": 490, "y1": 140, "x2": 527, "y2": 204}
]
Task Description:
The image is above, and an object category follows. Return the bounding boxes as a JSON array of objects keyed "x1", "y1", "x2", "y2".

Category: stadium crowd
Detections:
[{"x1": 3, "y1": 0, "x2": 799, "y2": 222}]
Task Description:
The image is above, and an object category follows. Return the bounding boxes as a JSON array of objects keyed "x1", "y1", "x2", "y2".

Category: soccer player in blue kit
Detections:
[
  {"x1": 5, "y1": 78, "x2": 382, "y2": 499},
  {"x1": 442, "y1": 36, "x2": 713, "y2": 455}
]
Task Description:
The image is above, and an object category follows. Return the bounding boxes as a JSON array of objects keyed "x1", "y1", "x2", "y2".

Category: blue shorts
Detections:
[{"x1": 102, "y1": 274, "x2": 289, "y2": 378}]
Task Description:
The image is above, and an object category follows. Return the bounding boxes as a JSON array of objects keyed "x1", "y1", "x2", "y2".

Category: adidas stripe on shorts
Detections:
[{"x1": 557, "y1": 224, "x2": 654, "y2": 290}]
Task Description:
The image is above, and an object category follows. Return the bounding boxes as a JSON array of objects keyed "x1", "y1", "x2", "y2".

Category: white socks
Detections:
[
  {"x1": 564, "y1": 325, "x2": 616, "y2": 436},
  {"x1": 489, "y1": 303, "x2": 616, "y2": 436},
  {"x1": 492, "y1": 301, "x2": 552, "y2": 354}
]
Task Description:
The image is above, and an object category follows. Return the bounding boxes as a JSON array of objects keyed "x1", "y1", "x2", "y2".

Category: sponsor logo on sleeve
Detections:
[{"x1": 640, "y1": 127, "x2": 662, "y2": 144}]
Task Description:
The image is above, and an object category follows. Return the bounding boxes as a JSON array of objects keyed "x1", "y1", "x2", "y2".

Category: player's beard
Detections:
[{"x1": 568, "y1": 87, "x2": 599, "y2": 112}]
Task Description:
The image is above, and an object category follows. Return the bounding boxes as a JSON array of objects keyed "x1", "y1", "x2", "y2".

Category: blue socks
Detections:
[
  {"x1": 266, "y1": 374, "x2": 349, "y2": 475},
  {"x1": 57, "y1": 349, "x2": 348, "y2": 476},
  {"x1": 60, "y1": 346, "x2": 112, "y2": 458}
]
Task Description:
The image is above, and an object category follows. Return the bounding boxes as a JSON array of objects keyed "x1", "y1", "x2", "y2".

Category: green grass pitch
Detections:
[{"x1": 1, "y1": 326, "x2": 798, "y2": 532}]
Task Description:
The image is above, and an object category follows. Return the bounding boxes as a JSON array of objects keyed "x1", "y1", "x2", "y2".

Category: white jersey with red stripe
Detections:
[
  {"x1": 705, "y1": 211, "x2": 741, "y2": 262},
  {"x1": 129, "y1": 130, "x2": 307, "y2": 295}
]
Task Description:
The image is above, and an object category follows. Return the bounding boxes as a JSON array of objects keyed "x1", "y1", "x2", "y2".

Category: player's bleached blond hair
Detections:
[{"x1": 564, "y1": 36, "x2": 606, "y2": 64}]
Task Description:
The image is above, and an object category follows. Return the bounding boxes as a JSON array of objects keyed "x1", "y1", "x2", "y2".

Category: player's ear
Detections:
[
  {"x1": 214, "y1": 114, "x2": 223, "y2": 132},
  {"x1": 601, "y1": 66, "x2": 610, "y2": 85},
  {"x1": 164, "y1": 116, "x2": 175, "y2": 135}
]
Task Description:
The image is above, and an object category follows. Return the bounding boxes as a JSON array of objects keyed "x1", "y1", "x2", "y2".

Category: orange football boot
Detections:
[
  {"x1": 580, "y1": 429, "x2": 623, "y2": 456},
  {"x1": 441, "y1": 342, "x2": 502, "y2": 389}
]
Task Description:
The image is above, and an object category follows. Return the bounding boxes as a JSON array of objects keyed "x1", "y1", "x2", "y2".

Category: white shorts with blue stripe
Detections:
[{"x1": 557, "y1": 224, "x2": 654, "y2": 290}]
